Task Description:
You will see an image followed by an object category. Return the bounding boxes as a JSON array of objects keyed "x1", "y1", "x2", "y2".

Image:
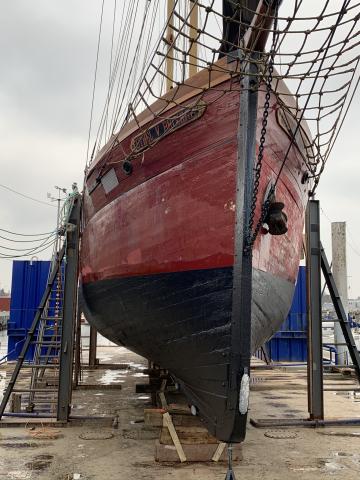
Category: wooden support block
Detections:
[
  {"x1": 162, "y1": 412, "x2": 187, "y2": 462},
  {"x1": 10, "y1": 393, "x2": 21, "y2": 413},
  {"x1": 160, "y1": 425, "x2": 218, "y2": 445},
  {"x1": 77, "y1": 384, "x2": 122, "y2": 390},
  {"x1": 82, "y1": 363, "x2": 130, "y2": 370},
  {"x1": 144, "y1": 408, "x2": 203, "y2": 427},
  {"x1": 155, "y1": 440, "x2": 243, "y2": 463},
  {"x1": 136, "y1": 383, "x2": 160, "y2": 394},
  {"x1": 167, "y1": 403, "x2": 191, "y2": 414},
  {"x1": 144, "y1": 408, "x2": 167, "y2": 426},
  {"x1": 143, "y1": 368, "x2": 168, "y2": 377}
]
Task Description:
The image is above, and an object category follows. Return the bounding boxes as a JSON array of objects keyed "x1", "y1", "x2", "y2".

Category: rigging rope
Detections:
[
  {"x1": 86, "y1": 0, "x2": 105, "y2": 166},
  {"x1": 86, "y1": 0, "x2": 360, "y2": 238}
]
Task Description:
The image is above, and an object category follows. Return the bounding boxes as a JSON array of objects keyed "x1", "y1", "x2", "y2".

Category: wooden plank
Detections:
[
  {"x1": 10, "y1": 394, "x2": 21, "y2": 413},
  {"x1": 81, "y1": 363, "x2": 130, "y2": 370},
  {"x1": 77, "y1": 384, "x2": 122, "y2": 390},
  {"x1": 212, "y1": 442, "x2": 227, "y2": 462},
  {"x1": 162, "y1": 412, "x2": 186, "y2": 462},
  {"x1": 0, "y1": 418, "x2": 66, "y2": 428},
  {"x1": 158, "y1": 392, "x2": 168, "y2": 409}
]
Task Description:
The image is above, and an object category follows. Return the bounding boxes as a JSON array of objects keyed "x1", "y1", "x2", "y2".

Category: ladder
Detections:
[
  {"x1": 0, "y1": 193, "x2": 81, "y2": 420},
  {"x1": 26, "y1": 266, "x2": 64, "y2": 413}
]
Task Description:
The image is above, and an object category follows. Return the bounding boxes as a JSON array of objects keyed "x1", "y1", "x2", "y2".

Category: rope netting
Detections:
[{"x1": 89, "y1": 0, "x2": 360, "y2": 195}]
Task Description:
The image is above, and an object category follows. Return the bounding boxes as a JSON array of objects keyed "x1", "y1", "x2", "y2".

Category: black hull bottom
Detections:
[{"x1": 81, "y1": 266, "x2": 294, "y2": 441}]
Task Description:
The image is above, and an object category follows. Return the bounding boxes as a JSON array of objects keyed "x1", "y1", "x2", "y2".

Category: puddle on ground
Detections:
[
  {"x1": 128, "y1": 362, "x2": 146, "y2": 369},
  {"x1": 0, "y1": 442, "x2": 42, "y2": 449},
  {"x1": 318, "y1": 451, "x2": 360, "y2": 474},
  {"x1": 320, "y1": 460, "x2": 345, "y2": 473},
  {"x1": 317, "y1": 431, "x2": 360, "y2": 437},
  {"x1": 290, "y1": 466, "x2": 318, "y2": 472},
  {"x1": 99, "y1": 370, "x2": 124, "y2": 385},
  {"x1": 25, "y1": 454, "x2": 53, "y2": 471},
  {"x1": 7, "y1": 471, "x2": 32, "y2": 480},
  {"x1": 137, "y1": 395, "x2": 150, "y2": 401}
]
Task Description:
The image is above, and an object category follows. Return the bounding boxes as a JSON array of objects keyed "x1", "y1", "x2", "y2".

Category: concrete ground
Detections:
[{"x1": 1, "y1": 346, "x2": 360, "y2": 480}]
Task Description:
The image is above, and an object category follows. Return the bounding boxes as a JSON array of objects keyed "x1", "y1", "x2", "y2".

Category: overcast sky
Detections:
[{"x1": 0, "y1": 1, "x2": 360, "y2": 299}]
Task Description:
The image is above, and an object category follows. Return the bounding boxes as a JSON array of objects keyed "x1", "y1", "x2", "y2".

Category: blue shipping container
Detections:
[
  {"x1": 7, "y1": 260, "x2": 51, "y2": 360},
  {"x1": 266, "y1": 266, "x2": 307, "y2": 362}
]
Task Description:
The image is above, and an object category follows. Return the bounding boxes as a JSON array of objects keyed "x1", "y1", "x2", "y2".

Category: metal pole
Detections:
[
  {"x1": 89, "y1": 325, "x2": 98, "y2": 367},
  {"x1": 57, "y1": 195, "x2": 81, "y2": 421},
  {"x1": 73, "y1": 302, "x2": 82, "y2": 388},
  {"x1": 305, "y1": 200, "x2": 324, "y2": 420},
  {"x1": 331, "y1": 222, "x2": 348, "y2": 365}
]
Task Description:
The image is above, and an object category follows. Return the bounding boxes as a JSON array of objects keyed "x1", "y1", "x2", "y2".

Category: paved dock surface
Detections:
[{"x1": 1, "y1": 346, "x2": 360, "y2": 479}]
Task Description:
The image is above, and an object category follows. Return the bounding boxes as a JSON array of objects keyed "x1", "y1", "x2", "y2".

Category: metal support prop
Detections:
[
  {"x1": 226, "y1": 53, "x2": 258, "y2": 442},
  {"x1": 305, "y1": 200, "x2": 324, "y2": 420},
  {"x1": 0, "y1": 245, "x2": 66, "y2": 419},
  {"x1": 89, "y1": 325, "x2": 98, "y2": 367},
  {"x1": 320, "y1": 242, "x2": 360, "y2": 381},
  {"x1": 250, "y1": 200, "x2": 360, "y2": 430},
  {"x1": 331, "y1": 223, "x2": 348, "y2": 365},
  {"x1": 73, "y1": 302, "x2": 82, "y2": 388},
  {"x1": 57, "y1": 195, "x2": 81, "y2": 421}
]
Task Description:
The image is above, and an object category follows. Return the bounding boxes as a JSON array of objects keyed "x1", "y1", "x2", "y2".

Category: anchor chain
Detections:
[{"x1": 245, "y1": 6, "x2": 280, "y2": 253}]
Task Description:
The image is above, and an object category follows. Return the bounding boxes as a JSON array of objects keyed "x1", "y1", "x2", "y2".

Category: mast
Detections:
[
  {"x1": 166, "y1": 0, "x2": 175, "y2": 92},
  {"x1": 188, "y1": 1, "x2": 198, "y2": 77}
]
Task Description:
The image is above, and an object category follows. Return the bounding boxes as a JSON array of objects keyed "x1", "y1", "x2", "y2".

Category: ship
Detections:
[{"x1": 79, "y1": 1, "x2": 360, "y2": 442}]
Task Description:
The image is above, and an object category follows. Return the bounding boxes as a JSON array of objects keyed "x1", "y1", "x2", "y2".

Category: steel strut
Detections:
[{"x1": 225, "y1": 443, "x2": 236, "y2": 480}]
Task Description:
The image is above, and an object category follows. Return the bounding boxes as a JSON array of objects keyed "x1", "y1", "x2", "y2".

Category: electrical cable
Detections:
[
  {"x1": 0, "y1": 241, "x2": 56, "y2": 259},
  {"x1": 0, "y1": 183, "x2": 56, "y2": 208},
  {"x1": 0, "y1": 234, "x2": 57, "y2": 259},
  {"x1": 0, "y1": 233, "x2": 55, "y2": 243},
  {"x1": 0, "y1": 227, "x2": 56, "y2": 237}
]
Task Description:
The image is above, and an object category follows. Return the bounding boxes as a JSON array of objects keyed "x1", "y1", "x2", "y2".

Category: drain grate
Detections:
[{"x1": 264, "y1": 430, "x2": 298, "y2": 439}]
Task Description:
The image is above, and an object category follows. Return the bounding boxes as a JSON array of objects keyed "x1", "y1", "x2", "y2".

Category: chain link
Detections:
[{"x1": 245, "y1": 9, "x2": 279, "y2": 254}]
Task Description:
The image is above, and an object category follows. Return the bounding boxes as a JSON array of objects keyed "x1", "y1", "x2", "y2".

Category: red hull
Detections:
[{"x1": 81, "y1": 83, "x2": 308, "y2": 286}]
